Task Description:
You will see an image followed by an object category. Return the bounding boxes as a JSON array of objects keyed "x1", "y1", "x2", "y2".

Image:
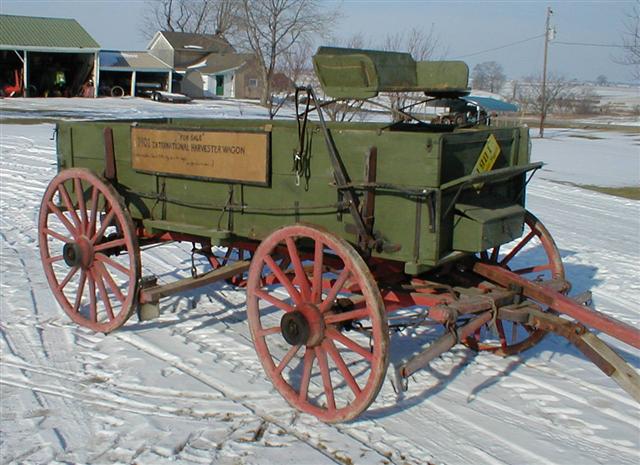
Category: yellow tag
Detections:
[{"x1": 472, "y1": 134, "x2": 501, "y2": 189}]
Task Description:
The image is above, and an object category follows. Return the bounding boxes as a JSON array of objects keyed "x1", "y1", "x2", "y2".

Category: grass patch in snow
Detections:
[
  {"x1": 551, "y1": 180, "x2": 640, "y2": 199},
  {"x1": 579, "y1": 185, "x2": 640, "y2": 200},
  {"x1": 567, "y1": 134, "x2": 604, "y2": 140}
]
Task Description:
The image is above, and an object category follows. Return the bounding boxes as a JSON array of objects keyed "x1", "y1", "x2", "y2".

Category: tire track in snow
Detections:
[
  {"x1": 113, "y1": 332, "x2": 387, "y2": 465},
  {"x1": 0, "y1": 373, "x2": 246, "y2": 422},
  {"x1": 2, "y1": 357, "x2": 228, "y2": 403}
]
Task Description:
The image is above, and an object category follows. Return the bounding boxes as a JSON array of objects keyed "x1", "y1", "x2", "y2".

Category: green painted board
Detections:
[{"x1": 56, "y1": 117, "x2": 531, "y2": 274}]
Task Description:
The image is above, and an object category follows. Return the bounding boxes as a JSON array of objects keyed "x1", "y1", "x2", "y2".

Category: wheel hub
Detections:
[
  {"x1": 281, "y1": 311, "x2": 310, "y2": 346},
  {"x1": 280, "y1": 303, "x2": 325, "y2": 347},
  {"x1": 62, "y1": 238, "x2": 93, "y2": 269}
]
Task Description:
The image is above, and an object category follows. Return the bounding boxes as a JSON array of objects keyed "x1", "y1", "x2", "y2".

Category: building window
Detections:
[{"x1": 248, "y1": 78, "x2": 258, "y2": 88}]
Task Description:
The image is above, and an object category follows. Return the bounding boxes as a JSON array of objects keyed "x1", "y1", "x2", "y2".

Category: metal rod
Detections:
[
  {"x1": 307, "y1": 87, "x2": 374, "y2": 248},
  {"x1": 399, "y1": 311, "x2": 492, "y2": 378}
]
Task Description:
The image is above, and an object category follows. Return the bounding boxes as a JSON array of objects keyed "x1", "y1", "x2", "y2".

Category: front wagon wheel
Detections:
[
  {"x1": 38, "y1": 168, "x2": 140, "y2": 333},
  {"x1": 472, "y1": 210, "x2": 566, "y2": 355},
  {"x1": 246, "y1": 225, "x2": 389, "y2": 423}
]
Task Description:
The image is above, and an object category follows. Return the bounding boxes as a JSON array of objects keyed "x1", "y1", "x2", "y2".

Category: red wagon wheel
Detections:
[
  {"x1": 38, "y1": 168, "x2": 140, "y2": 333},
  {"x1": 247, "y1": 225, "x2": 389, "y2": 423},
  {"x1": 473, "y1": 210, "x2": 565, "y2": 355}
]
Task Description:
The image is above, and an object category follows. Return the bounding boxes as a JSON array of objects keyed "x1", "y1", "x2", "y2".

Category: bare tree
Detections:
[
  {"x1": 472, "y1": 61, "x2": 507, "y2": 94},
  {"x1": 278, "y1": 38, "x2": 313, "y2": 87},
  {"x1": 595, "y1": 74, "x2": 608, "y2": 86},
  {"x1": 237, "y1": 0, "x2": 337, "y2": 115},
  {"x1": 141, "y1": 0, "x2": 236, "y2": 38},
  {"x1": 515, "y1": 74, "x2": 576, "y2": 119},
  {"x1": 618, "y1": 0, "x2": 640, "y2": 80}
]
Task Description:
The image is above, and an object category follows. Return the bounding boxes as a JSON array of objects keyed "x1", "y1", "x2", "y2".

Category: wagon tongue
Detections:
[
  {"x1": 473, "y1": 261, "x2": 640, "y2": 350},
  {"x1": 469, "y1": 261, "x2": 640, "y2": 402}
]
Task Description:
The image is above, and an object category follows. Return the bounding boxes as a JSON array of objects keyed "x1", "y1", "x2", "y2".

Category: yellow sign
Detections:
[
  {"x1": 472, "y1": 134, "x2": 501, "y2": 189},
  {"x1": 131, "y1": 127, "x2": 270, "y2": 185}
]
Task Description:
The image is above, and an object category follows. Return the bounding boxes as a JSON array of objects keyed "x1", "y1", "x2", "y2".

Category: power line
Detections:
[
  {"x1": 453, "y1": 34, "x2": 544, "y2": 59},
  {"x1": 554, "y1": 41, "x2": 626, "y2": 48}
]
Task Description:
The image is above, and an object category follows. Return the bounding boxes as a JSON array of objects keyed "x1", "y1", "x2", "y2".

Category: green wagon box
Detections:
[{"x1": 37, "y1": 47, "x2": 640, "y2": 422}]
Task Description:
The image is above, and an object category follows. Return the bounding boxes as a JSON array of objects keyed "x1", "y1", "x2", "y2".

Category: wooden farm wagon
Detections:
[{"x1": 38, "y1": 47, "x2": 640, "y2": 422}]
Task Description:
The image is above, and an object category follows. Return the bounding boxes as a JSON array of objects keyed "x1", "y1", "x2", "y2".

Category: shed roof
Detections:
[
  {"x1": 188, "y1": 53, "x2": 253, "y2": 74},
  {"x1": 463, "y1": 95, "x2": 518, "y2": 112},
  {"x1": 100, "y1": 50, "x2": 172, "y2": 71},
  {"x1": 0, "y1": 14, "x2": 100, "y2": 51},
  {"x1": 157, "y1": 31, "x2": 233, "y2": 53}
]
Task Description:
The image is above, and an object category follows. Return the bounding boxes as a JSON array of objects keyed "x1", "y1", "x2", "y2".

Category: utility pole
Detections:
[{"x1": 539, "y1": 6, "x2": 553, "y2": 138}]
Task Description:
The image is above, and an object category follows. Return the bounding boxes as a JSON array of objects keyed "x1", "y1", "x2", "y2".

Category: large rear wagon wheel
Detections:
[
  {"x1": 473, "y1": 210, "x2": 565, "y2": 355},
  {"x1": 38, "y1": 168, "x2": 140, "y2": 333},
  {"x1": 247, "y1": 225, "x2": 389, "y2": 423}
]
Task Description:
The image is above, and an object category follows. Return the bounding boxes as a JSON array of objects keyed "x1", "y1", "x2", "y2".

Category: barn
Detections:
[
  {"x1": 0, "y1": 14, "x2": 100, "y2": 97},
  {"x1": 99, "y1": 50, "x2": 173, "y2": 97}
]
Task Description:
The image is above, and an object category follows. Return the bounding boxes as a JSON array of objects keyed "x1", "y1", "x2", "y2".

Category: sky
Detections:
[{"x1": 1, "y1": 0, "x2": 638, "y2": 83}]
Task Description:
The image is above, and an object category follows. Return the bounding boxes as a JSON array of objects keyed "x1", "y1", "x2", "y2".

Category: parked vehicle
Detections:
[{"x1": 150, "y1": 90, "x2": 192, "y2": 103}]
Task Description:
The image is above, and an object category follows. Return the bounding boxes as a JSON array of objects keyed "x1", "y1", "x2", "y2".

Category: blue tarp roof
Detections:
[{"x1": 463, "y1": 95, "x2": 518, "y2": 112}]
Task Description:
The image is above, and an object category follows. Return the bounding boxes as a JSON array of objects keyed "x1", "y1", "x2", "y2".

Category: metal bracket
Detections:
[{"x1": 103, "y1": 127, "x2": 117, "y2": 182}]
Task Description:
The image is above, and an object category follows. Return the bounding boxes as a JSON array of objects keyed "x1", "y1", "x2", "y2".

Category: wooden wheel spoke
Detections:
[
  {"x1": 324, "y1": 339, "x2": 361, "y2": 396},
  {"x1": 315, "y1": 347, "x2": 336, "y2": 412},
  {"x1": 311, "y1": 239, "x2": 324, "y2": 303},
  {"x1": 95, "y1": 253, "x2": 130, "y2": 276},
  {"x1": 285, "y1": 237, "x2": 312, "y2": 301},
  {"x1": 44, "y1": 228, "x2": 73, "y2": 244},
  {"x1": 319, "y1": 268, "x2": 352, "y2": 313},
  {"x1": 87, "y1": 272, "x2": 97, "y2": 322},
  {"x1": 324, "y1": 307, "x2": 370, "y2": 325},
  {"x1": 57, "y1": 265, "x2": 79, "y2": 291},
  {"x1": 74, "y1": 270, "x2": 87, "y2": 312},
  {"x1": 92, "y1": 209, "x2": 115, "y2": 244},
  {"x1": 95, "y1": 260, "x2": 125, "y2": 303},
  {"x1": 495, "y1": 319, "x2": 507, "y2": 349},
  {"x1": 47, "y1": 201, "x2": 78, "y2": 238},
  {"x1": 257, "y1": 326, "x2": 281, "y2": 337},
  {"x1": 74, "y1": 177, "x2": 88, "y2": 234},
  {"x1": 275, "y1": 344, "x2": 301, "y2": 375},
  {"x1": 298, "y1": 348, "x2": 315, "y2": 401},
  {"x1": 87, "y1": 186, "x2": 100, "y2": 238},
  {"x1": 513, "y1": 263, "x2": 552, "y2": 275},
  {"x1": 46, "y1": 254, "x2": 64, "y2": 264},
  {"x1": 94, "y1": 238, "x2": 126, "y2": 253},
  {"x1": 254, "y1": 288, "x2": 295, "y2": 313},
  {"x1": 490, "y1": 246, "x2": 500, "y2": 263},
  {"x1": 326, "y1": 328, "x2": 373, "y2": 362},
  {"x1": 93, "y1": 268, "x2": 115, "y2": 321},
  {"x1": 58, "y1": 183, "x2": 82, "y2": 230},
  {"x1": 264, "y1": 254, "x2": 302, "y2": 306},
  {"x1": 499, "y1": 230, "x2": 536, "y2": 266}
]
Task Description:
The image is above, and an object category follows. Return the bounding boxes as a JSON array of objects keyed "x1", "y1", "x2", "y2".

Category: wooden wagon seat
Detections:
[{"x1": 312, "y1": 46, "x2": 471, "y2": 99}]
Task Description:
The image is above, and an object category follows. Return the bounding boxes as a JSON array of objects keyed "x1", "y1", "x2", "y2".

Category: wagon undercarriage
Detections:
[{"x1": 38, "y1": 167, "x2": 640, "y2": 422}]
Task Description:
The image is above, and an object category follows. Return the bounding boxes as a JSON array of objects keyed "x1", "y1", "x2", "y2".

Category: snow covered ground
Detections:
[{"x1": 1, "y1": 98, "x2": 639, "y2": 465}]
